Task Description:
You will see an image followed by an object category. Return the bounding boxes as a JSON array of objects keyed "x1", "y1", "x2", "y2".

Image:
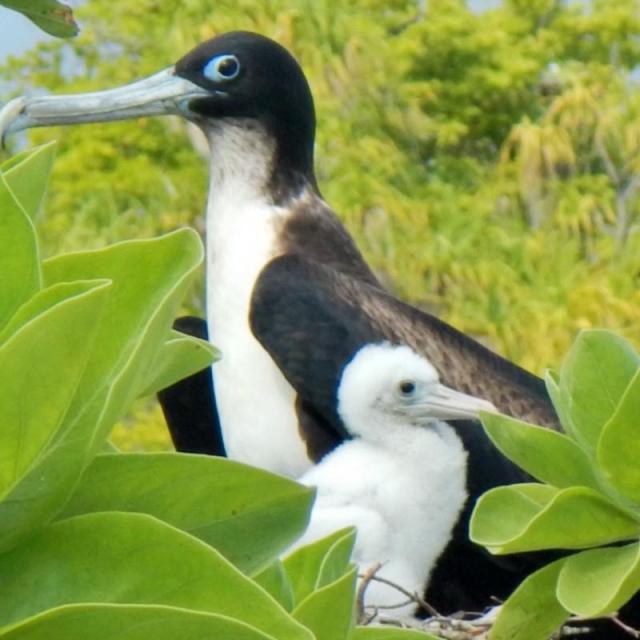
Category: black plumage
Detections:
[
  {"x1": 157, "y1": 317, "x2": 225, "y2": 457},
  {"x1": 250, "y1": 254, "x2": 558, "y2": 465}
]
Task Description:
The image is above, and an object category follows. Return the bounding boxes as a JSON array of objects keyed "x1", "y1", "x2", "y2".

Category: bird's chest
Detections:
[{"x1": 205, "y1": 195, "x2": 312, "y2": 477}]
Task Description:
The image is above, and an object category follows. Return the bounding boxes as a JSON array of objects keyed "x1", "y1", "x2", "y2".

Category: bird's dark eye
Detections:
[
  {"x1": 399, "y1": 380, "x2": 416, "y2": 396},
  {"x1": 203, "y1": 54, "x2": 241, "y2": 83}
]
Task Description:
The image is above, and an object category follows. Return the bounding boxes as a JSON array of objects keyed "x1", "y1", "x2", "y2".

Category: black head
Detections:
[
  {"x1": 0, "y1": 31, "x2": 318, "y2": 199},
  {"x1": 175, "y1": 31, "x2": 317, "y2": 194}
]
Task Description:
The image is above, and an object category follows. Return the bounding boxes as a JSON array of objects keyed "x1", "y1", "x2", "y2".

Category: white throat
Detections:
[{"x1": 204, "y1": 121, "x2": 311, "y2": 477}]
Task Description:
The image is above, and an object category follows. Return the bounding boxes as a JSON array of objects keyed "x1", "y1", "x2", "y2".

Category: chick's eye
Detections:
[
  {"x1": 204, "y1": 54, "x2": 241, "y2": 82},
  {"x1": 399, "y1": 380, "x2": 416, "y2": 396}
]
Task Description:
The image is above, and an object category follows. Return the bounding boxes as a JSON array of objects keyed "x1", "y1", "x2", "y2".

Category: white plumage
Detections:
[
  {"x1": 291, "y1": 343, "x2": 496, "y2": 614},
  {"x1": 204, "y1": 121, "x2": 311, "y2": 477}
]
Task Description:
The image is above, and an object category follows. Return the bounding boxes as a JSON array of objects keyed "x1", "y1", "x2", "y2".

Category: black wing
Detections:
[
  {"x1": 250, "y1": 257, "x2": 384, "y2": 451},
  {"x1": 251, "y1": 254, "x2": 558, "y2": 431},
  {"x1": 157, "y1": 316, "x2": 226, "y2": 457}
]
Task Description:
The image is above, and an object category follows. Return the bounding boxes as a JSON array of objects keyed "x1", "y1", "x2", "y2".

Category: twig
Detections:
[
  {"x1": 360, "y1": 572, "x2": 441, "y2": 617},
  {"x1": 357, "y1": 570, "x2": 640, "y2": 639},
  {"x1": 607, "y1": 614, "x2": 640, "y2": 638},
  {"x1": 357, "y1": 562, "x2": 383, "y2": 624}
]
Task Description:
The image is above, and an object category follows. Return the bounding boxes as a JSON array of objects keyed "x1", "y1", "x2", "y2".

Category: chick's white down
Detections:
[{"x1": 292, "y1": 344, "x2": 495, "y2": 613}]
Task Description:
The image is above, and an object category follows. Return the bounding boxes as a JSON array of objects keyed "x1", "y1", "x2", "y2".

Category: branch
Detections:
[
  {"x1": 605, "y1": 614, "x2": 639, "y2": 639},
  {"x1": 594, "y1": 133, "x2": 620, "y2": 186},
  {"x1": 357, "y1": 569, "x2": 640, "y2": 640}
]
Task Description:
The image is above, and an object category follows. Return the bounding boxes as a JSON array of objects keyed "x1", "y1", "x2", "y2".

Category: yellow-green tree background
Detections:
[{"x1": 2, "y1": 0, "x2": 639, "y2": 450}]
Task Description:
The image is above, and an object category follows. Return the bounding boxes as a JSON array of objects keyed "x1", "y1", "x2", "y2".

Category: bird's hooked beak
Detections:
[
  {"x1": 0, "y1": 67, "x2": 210, "y2": 145},
  {"x1": 411, "y1": 384, "x2": 497, "y2": 423}
]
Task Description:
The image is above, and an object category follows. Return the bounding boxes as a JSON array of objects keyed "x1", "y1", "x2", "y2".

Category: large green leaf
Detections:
[
  {"x1": 0, "y1": 0, "x2": 78, "y2": 37},
  {"x1": 489, "y1": 559, "x2": 569, "y2": 640},
  {"x1": 60, "y1": 453, "x2": 315, "y2": 574},
  {"x1": 254, "y1": 560, "x2": 295, "y2": 611},
  {"x1": 0, "y1": 231, "x2": 203, "y2": 553},
  {"x1": 544, "y1": 370, "x2": 576, "y2": 439},
  {"x1": 292, "y1": 567, "x2": 357, "y2": 640},
  {"x1": 0, "y1": 281, "x2": 110, "y2": 551},
  {"x1": 138, "y1": 332, "x2": 219, "y2": 398},
  {"x1": 470, "y1": 483, "x2": 639, "y2": 553},
  {"x1": 0, "y1": 512, "x2": 312, "y2": 640},
  {"x1": 480, "y1": 412, "x2": 599, "y2": 490},
  {"x1": 284, "y1": 528, "x2": 356, "y2": 607},
  {"x1": 1, "y1": 142, "x2": 56, "y2": 221},
  {"x1": 0, "y1": 174, "x2": 40, "y2": 331},
  {"x1": 42, "y1": 229, "x2": 204, "y2": 454},
  {"x1": 0, "y1": 280, "x2": 107, "y2": 489},
  {"x1": 557, "y1": 542, "x2": 640, "y2": 617},
  {"x1": 597, "y1": 369, "x2": 640, "y2": 502},
  {"x1": 0, "y1": 281, "x2": 103, "y2": 346},
  {"x1": 558, "y1": 330, "x2": 640, "y2": 453},
  {"x1": 0, "y1": 604, "x2": 276, "y2": 640}
]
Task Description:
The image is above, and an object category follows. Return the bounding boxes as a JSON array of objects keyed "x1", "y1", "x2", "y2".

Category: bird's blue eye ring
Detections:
[
  {"x1": 203, "y1": 54, "x2": 241, "y2": 83},
  {"x1": 399, "y1": 380, "x2": 416, "y2": 396}
]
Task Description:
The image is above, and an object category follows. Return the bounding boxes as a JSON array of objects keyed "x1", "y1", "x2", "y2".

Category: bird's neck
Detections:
[
  {"x1": 203, "y1": 120, "x2": 315, "y2": 273},
  {"x1": 205, "y1": 119, "x2": 316, "y2": 207},
  {"x1": 202, "y1": 122, "x2": 315, "y2": 477},
  {"x1": 361, "y1": 420, "x2": 459, "y2": 462},
  {"x1": 206, "y1": 120, "x2": 277, "y2": 204},
  {"x1": 204, "y1": 120, "x2": 379, "y2": 284}
]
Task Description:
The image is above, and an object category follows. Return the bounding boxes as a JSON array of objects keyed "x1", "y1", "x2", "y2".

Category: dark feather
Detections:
[
  {"x1": 157, "y1": 316, "x2": 226, "y2": 456},
  {"x1": 427, "y1": 419, "x2": 557, "y2": 612},
  {"x1": 250, "y1": 257, "x2": 640, "y2": 637},
  {"x1": 250, "y1": 254, "x2": 559, "y2": 436}
]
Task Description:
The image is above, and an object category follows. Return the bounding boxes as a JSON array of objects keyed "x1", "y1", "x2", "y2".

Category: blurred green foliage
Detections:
[{"x1": 2, "y1": 0, "x2": 639, "y2": 450}]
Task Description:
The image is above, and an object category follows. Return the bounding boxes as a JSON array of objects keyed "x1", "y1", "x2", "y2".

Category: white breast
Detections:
[{"x1": 204, "y1": 123, "x2": 312, "y2": 478}]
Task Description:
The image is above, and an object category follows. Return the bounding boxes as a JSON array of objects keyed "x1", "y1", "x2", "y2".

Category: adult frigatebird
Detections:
[{"x1": 0, "y1": 31, "x2": 558, "y2": 480}]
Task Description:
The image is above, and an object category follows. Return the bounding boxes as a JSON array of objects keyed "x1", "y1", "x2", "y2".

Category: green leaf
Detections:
[
  {"x1": 0, "y1": 281, "x2": 102, "y2": 346},
  {"x1": 2, "y1": 142, "x2": 57, "y2": 221},
  {"x1": 489, "y1": 559, "x2": 570, "y2": 640},
  {"x1": 317, "y1": 529, "x2": 357, "y2": 588},
  {"x1": 0, "y1": 281, "x2": 108, "y2": 489},
  {"x1": 0, "y1": 281, "x2": 110, "y2": 551},
  {"x1": 470, "y1": 484, "x2": 639, "y2": 553},
  {"x1": 352, "y1": 628, "x2": 440, "y2": 640},
  {"x1": 559, "y1": 330, "x2": 640, "y2": 452},
  {"x1": 60, "y1": 453, "x2": 315, "y2": 574},
  {"x1": 544, "y1": 370, "x2": 576, "y2": 439},
  {"x1": 0, "y1": 604, "x2": 277, "y2": 640},
  {"x1": 0, "y1": 0, "x2": 79, "y2": 37},
  {"x1": 253, "y1": 560, "x2": 295, "y2": 611},
  {"x1": 43, "y1": 229, "x2": 204, "y2": 454},
  {"x1": 0, "y1": 231, "x2": 204, "y2": 555},
  {"x1": 597, "y1": 369, "x2": 640, "y2": 502},
  {"x1": 0, "y1": 512, "x2": 313, "y2": 640},
  {"x1": 138, "y1": 332, "x2": 219, "y2": 398},
  {"x1": 557, "y1": 543, "x2": 640, "y2": 617},
  {"x1": 480, "y1": 411, "x2": 600, "y2": 490},
  {"x1": 101, "y1": 440, "x2": 119, "y2": 453},
  {"x1": 284, "y1": 528, "x2": 356, "y2": 607},
  {"x1": 0, "y1": 174, "x2": 40, "y2": 331},
  {"x1": 292, "y1": 567, "x2": 357, "y2": 640}
]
